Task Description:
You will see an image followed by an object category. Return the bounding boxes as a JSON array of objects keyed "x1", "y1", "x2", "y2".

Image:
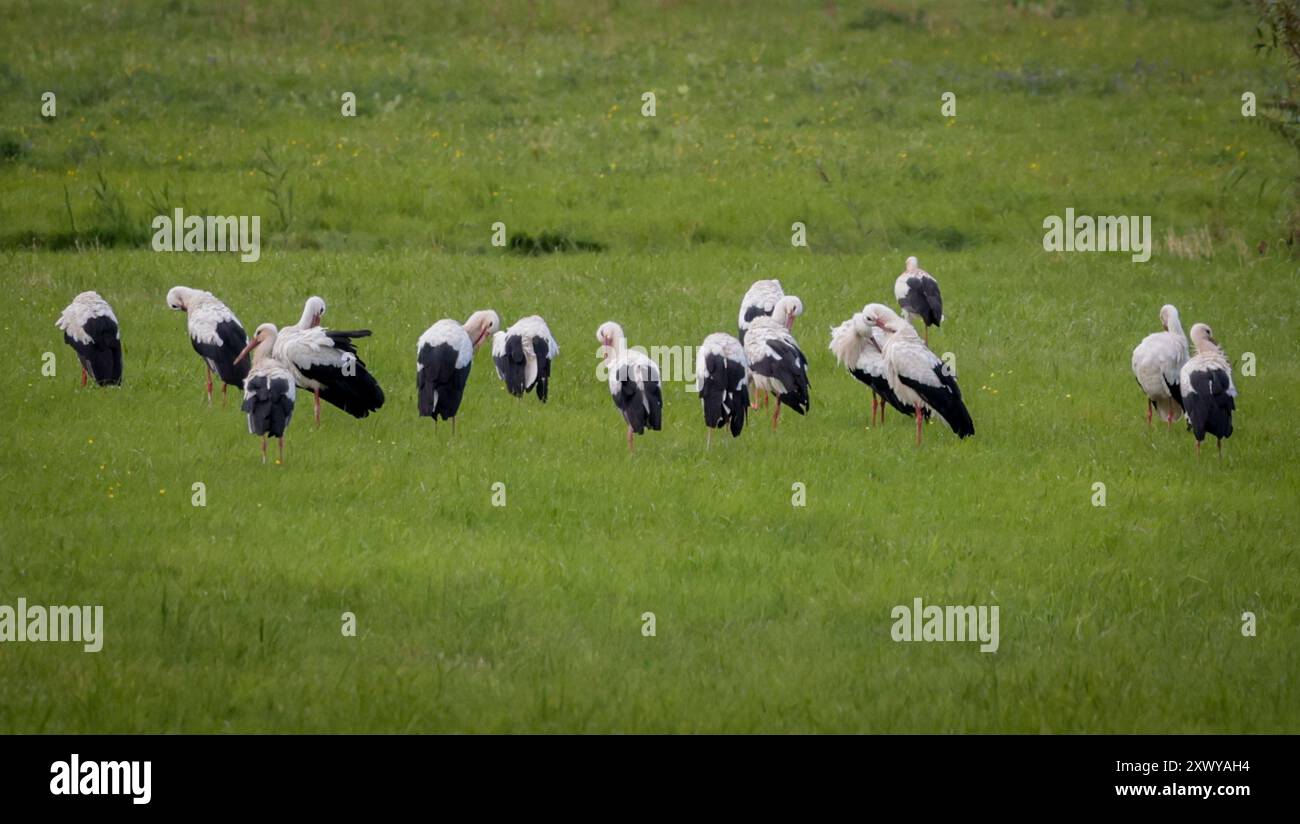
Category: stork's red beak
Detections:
[
  {"x1": 234, "y1": 338, "x2": 257, "y2": 364},
  {"x1": 311, "y1": 313, "x2": 322, "y2": 328}
]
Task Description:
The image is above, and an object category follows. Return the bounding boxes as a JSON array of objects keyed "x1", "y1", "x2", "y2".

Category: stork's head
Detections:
[
  {"x1": 596, "y1": 321, "x2": 625, "y2": 349},
  {"x1": 1189, "y1": 322, "x2": 1221, "y2": 354},
  {"x1": 773, "y1": 296, "x2": 804, "y2": 331},
  {"x1": 905, "y1": 255, "x2": 920, "y2": 272},
  {"x1": 850, "y1": 312, "x2": 873, "y2": 339},
  {"x1": 1158, "y1": 304, "x2": 1179, "y2": 332},
  {"x1": 303, "y1": 296, "x2": 326, "y2": 328},
  {"x1": 862, "y1": 302, "x2": 904, "y2": 334},
  {"x1": 235, "y1": 323, "x2": 279, "y2": 365},
  {"x1": 166, "y1": 286, "x2": 190, "y2": 312},
  {"x1": 463, "y1": 310, "x2": 500, "y2": 349},
  {"x1": 75, "y1": 290, "x2": 103, "y2": 304}
]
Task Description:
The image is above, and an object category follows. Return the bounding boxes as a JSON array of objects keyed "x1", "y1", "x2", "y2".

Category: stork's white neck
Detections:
[
  {"x1": 1165, "y1": 310, "x2": 1185, "y2": 340},
  {"x1": 252, "y1": 335, "x2": 277, "y2": 365}
]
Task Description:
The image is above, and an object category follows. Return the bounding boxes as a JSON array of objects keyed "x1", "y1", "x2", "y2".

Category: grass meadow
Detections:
[{"x1": 0, "y1": 0, "x2": 1297, "y2": 732}]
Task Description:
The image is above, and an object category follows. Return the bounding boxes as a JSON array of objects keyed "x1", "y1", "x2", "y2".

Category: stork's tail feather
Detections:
[
  {"x1": 937, "y1": 400, "x2": 975, "y2": 438},
  {"x1": 319, "y1": 366, "x2": 385, "y2": 418}
]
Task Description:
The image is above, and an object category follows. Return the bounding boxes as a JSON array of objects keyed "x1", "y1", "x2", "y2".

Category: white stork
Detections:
[
  {"x1": 1179, "y1": 322, "x2": 1237, "y2": 458},
  {"x1": 743, "y1": 296, "x2": 810, "y2": 431},
  {"x1": 491, "y1": 315, "x2": 558, "y2": 402},
  {"x1": 597, "y1": 322, "x2": 663, "y2": 452},
  {"x1": 234, "y1": 324, "x2": 296, "y2": 464},
  {"x1": 1131, "y1": 304, "x2": 1188, "y2": 427},
  {"x1": 273, "y1": 296, "x2": 385, "y2": 427},
  {"x1": 55, "y1": 291, "x2": 122, "y2": 386},
  {"x1": 894, "y1": 256, "x2": 944, "y2": 344},
  {"x1": 863, "y1": 303, "x2": 973, "y2": 445},
  {"x1": 828, "y1": 311, "x2": 925, "y2": 427},
  {"x1": 416, "y1": 310, "x2": 499, "y2": 434},
  {"x1": 738, "y1": 280, "x2": 803, "y2": 408},
  {"x1": 695, "y1": 332, "x2": 749, "y2": 446},
  {"x1": 166, "y1": 286, "x2": 250, "y2": 404}
]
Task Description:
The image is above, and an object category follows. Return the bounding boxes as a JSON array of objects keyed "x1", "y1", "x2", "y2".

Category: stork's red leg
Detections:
[
  {"x1": 771, "y1": 398, "x2": 781, "y2": 431},
  {"x1": 222, "y1": 382, "x2": 228, "y2": 407},
  {"x1": 205, "y1": 365, "x2": 214, "y2": 405},
  {"x1": 81, "y1": 367, "x2": 87, "y2": 387},
  {"x1": 1196, "y1": 440, "x2": 1202, "y2": 459},
  {"x1": 314, "y1": 388, "x2": 321, "y2": 428},
  {"x1": 626, "y1": 424, "x2": 634, "y2": 453},
  {"x1": 870, "y1": 393, "x2": 877, "y2": 426},
  {"x1": 260, "y1": 435, "x2": 268, "y2": 464},
  {"x1": 915, "y1": 404, "x2": 923, "y2": 446},
  {"x1": 1146, "y1": 401, "x2": 1152, "y2": 426},
  {"x1": 706, "y1": 427, "x2": 713, "y2": 450}
]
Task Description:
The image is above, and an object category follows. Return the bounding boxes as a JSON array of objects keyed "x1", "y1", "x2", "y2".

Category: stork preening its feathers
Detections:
[
  {"x1": 1131, "y1": 304, "x2": 1188, "y2": 427},
  {"x1": 863, "y1": 303, "x2": 973, "y2": 445},
  {"x1": 828, "y1": 311, "x2": 926, "y2": 427},
  {"x1": 739, "y1": 280, "x2": 803, "y2": 409},
  {"x1": 1179, "y1": 323, "x2": 1236, "y2": 458},
  {"x1": 492, "y1": 315, "x2": 558, "y2": 402},
  {"x1": 894, "y1": 256, "x2": 944, "y2": 344},
  {"x1": 416, "y1": 310, "x2": 499, "y2": 433},
  {"x1": 235, "y1": 324, "x2": 296, "y2": 464},
  {"x1": 56, "y1": 291, "x2": 123, "y2": 387},
  {"x1": 598, "y1": 322, "x2": 663, "y2": 452},
  {"x1": 743, "y1": 296, "x2": 810, "y2": 431},
  {"x1": 166, "y1": 286, "x2": 250, "y2": 404},
  {"x1": 273, "y1": 296, "x2": 384, "y2": 427},
  {"x1": 695, "y1": 333, "x2": 750, "y2": 446}
]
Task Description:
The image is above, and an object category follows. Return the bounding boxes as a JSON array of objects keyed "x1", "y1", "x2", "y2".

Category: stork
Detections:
[
  {"x1": 863, "y1": 303, "x2": 973, "y2": 445},
  {"x1": 416, "y1": 310, "x2": 499, "y2": 434},
  {"x1": 491, "y1": 315, "x2": 558, "y2": 402},
  {"x1": 234, "y1": 324, "x2": 295, "y2": 464},
  {"x1": 695, "y1": 332, "x2": 749, "y2": 446},
  {"x1": 166, "y1": 286, "x2": 250, "y2": 405},
  {"x1": 828, "y1": 311, "x2": 925, "y2": 426},
  {"x1": 1131, "y1": 304, "x2": 1188, "y2": 427},
  {"x1": 743, "y1": 296, "x2": 810, "y2": 432},
  {"x1": 55, "y1": 291, "x2": 123, "y2": 386},
  {"x1": 894, "y1": 256, "x2": 944, "y2": 344},
  {"x1": 597, "y1": 322, "x2": 663, "y2": 452},
  {"x1": 1179, "y1": 323, "x2": 1237, "y2": 458},
  {"x1": 273, "y1": 296, "x2": 384, "y2": 427},
  {"x1": 738, "y1": 280, "x2": 803, "y2": 409}
]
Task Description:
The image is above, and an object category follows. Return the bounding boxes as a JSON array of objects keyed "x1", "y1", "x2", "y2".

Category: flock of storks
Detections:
[{"x1": 52, "y1": 255, "x2": 1236, "y2": 461}]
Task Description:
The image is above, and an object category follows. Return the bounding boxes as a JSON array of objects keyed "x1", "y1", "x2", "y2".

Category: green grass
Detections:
[{"x1": 0, "y1": 0, "x2": 1297, "y2": 732}]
